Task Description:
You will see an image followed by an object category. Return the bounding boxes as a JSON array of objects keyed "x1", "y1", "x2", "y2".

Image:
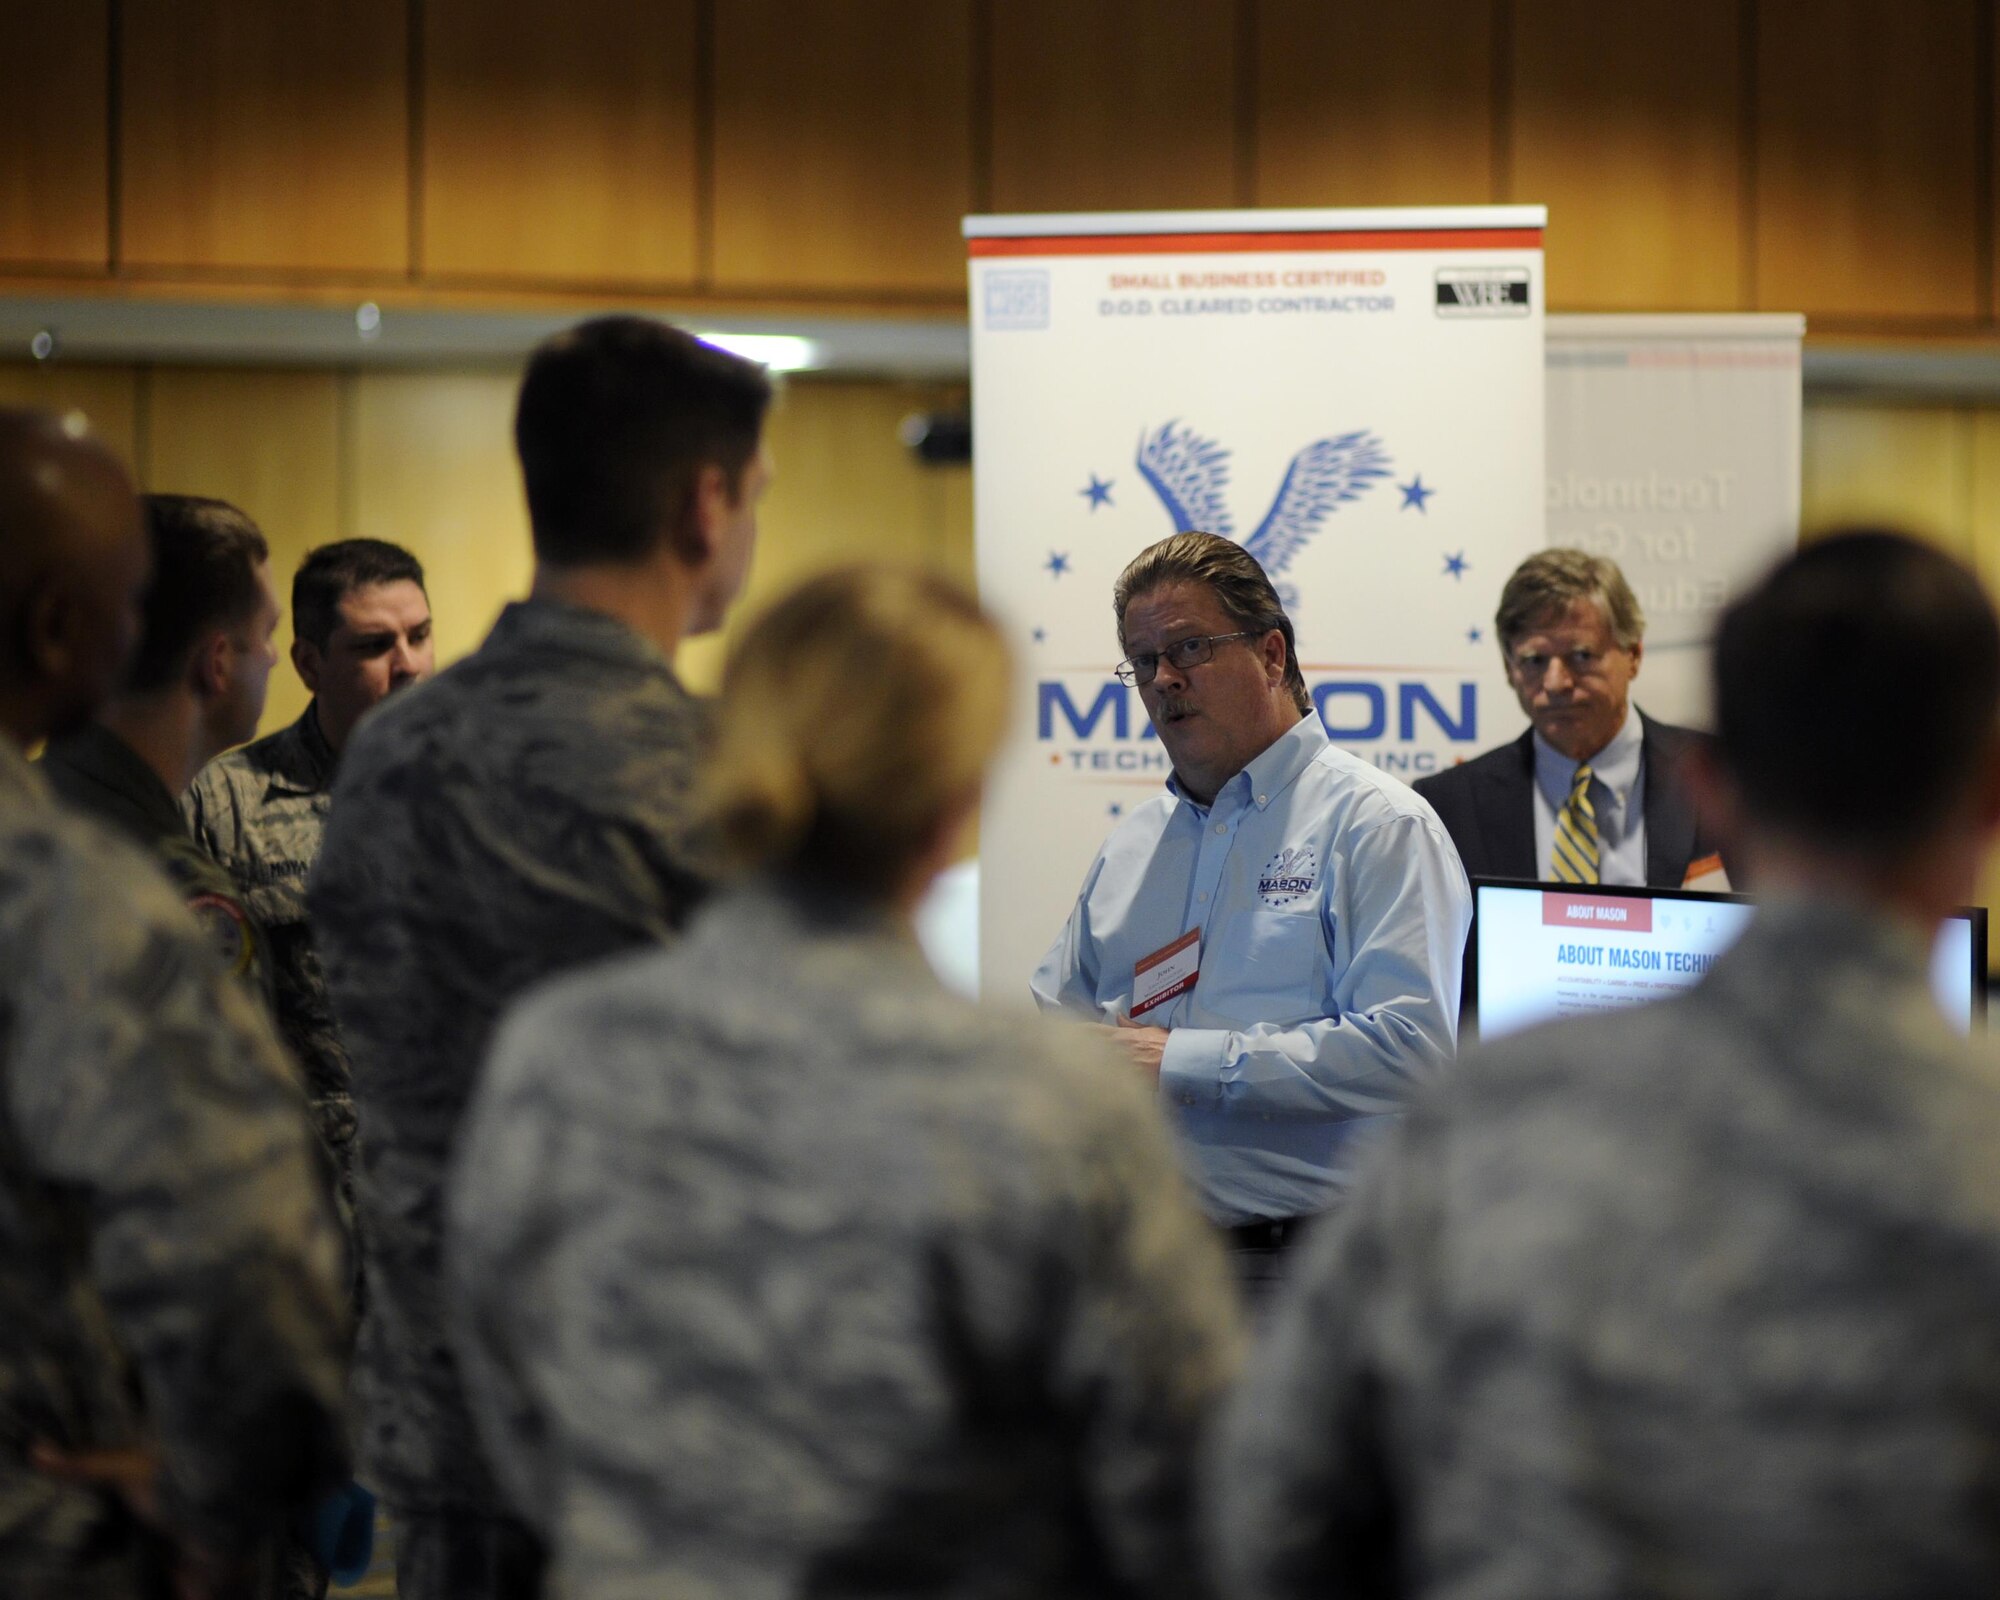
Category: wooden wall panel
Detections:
[
  {"x1": 711, "y1": 0, "x2": 972, "y2": 294},
  {"x1": 422, "y1": 0, "x2": 700, "y2": 284},
  {"x1": 1254, "y1": 0, "x2": 1493, "y2": 207},
  {"x1": 1964, "y1": 410, "x2": 2000, "y2": 594},
  {"x1": 120, "y1": 0, "x2": 409, "y2": 273},
  {"x1": 348, "y1": 369, "x2": 533, "y2": 685},
  {"x1": 0, "y1": 365, "x2": 139, "y2": 469},
  {"x1": 1799, "y1": 402, "x2": 1974, "y2": 558},
  {"x1": 1513, "y1": 0, "x2": 1742, "y2": 310},
  {"x1": 989, "y1": 1, "x2": 1235, "y2": 214},
  {"x1": 1755, "y1": 0, "x2": 1981, "y2": 321},
  {"x1": 0, "y1": 3, "x2": 109, "y2": 267},
  {"x1": 143, "y1": 369, "x2": 345, "y2": 733}
]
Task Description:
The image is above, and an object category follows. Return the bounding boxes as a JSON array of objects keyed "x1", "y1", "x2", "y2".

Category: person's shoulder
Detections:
[
  {"x1": 0, "y1": 798, "x2": 206, "y2": 974},
  {"x1": 1413, "y1": 733, "x2": 1528, "y2": 803},
  {"x1": 1301, "y1": 737, "x2": 1462, "y2": 838},
  {"x1": 337, "y1": 664, "x2": 467, "y2": 786},
  {"x1": 1097, "y1": 791, "x2": 1179, "y2": 849},
  {"x1": 228, "y1": 720, "x2": 299, "y2": 772},
  {"x1": 1638, "y1": 710, "x2": 1716, "y2": 761}
]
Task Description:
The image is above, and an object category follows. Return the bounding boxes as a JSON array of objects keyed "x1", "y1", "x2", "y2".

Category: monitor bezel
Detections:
[{"x1": 1467, "y1": 876, "x2": 1988, "y2": 1039}]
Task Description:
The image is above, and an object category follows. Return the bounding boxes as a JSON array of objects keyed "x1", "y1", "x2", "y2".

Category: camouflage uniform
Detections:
[
  {"x1": 450, "y1": 879, "x2": 1245, "y2": 1600},
  {"x1": 309, "y1": 598, "x2": 709, "y2": 1554},
  {"x1": 1215, "y1": 899, "x2": 2000, "y2": 1600},
  {"x1": 0, "y1": 737, "x2": 350, "y2": 1599},
  {"x1": 40, "y1": 721, "x2": 277, "y2": 1011},
  {"x1": 184, "y1": 704, "x2": 352, "y2": 1170}
]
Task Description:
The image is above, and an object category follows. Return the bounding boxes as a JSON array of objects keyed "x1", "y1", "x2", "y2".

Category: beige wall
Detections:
[
  {"x1": 0, "y1": 361, "x2": 969, "y2": 732},
  {"x1": 2, "y1": 0, "x2": 1998, "y2": 331}
]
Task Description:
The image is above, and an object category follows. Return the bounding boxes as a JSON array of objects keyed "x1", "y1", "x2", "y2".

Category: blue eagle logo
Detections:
[{"x1": 1134, "y1": 421, "x2": 1392, "y2": 608}]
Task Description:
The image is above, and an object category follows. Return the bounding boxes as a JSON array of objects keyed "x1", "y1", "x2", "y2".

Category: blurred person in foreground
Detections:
[
  {"x1": 0, "y1": 407, "x2": 348, "y2": 1597},
  {"x1": 186, "y1": 538, "x2": 434, "y2": 1180},
  {"x1": 449, "y1": 566, "x2": 1244, "y2": 1600},
  {"x1": 1214, "y1": 528, "x2": 2000, "y2": 1599},
  {"x1": 41, "y1": 493, "x2": 281, "y2": 1003},
  {"x1": 309, "y1": 317, "x2": 773, "y2": 1600}
]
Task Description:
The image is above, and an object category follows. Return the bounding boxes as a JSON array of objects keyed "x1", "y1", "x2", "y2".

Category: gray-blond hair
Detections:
[{"x1": 1495, "y1": 548, "x2": 1645, "y2": 657}]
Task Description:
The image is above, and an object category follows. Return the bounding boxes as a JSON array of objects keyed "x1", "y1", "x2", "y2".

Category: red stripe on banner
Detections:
[{"x1": 967, "y1": 228, "x2": 1545, "y2": 257}]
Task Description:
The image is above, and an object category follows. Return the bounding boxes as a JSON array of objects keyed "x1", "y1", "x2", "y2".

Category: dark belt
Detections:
[{"x1": 1226, "y1": 1215, "x2": 1313, "y2": 1253}]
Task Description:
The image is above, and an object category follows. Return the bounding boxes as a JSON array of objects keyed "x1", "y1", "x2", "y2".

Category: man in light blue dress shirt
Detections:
[{"x1": 1032, "y1": 533, "x2": 1471, "y2": 1290}]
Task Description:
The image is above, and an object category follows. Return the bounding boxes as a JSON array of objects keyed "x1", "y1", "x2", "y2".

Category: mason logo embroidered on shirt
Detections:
[{"x1": 1258, "y1": 845, "x2": 1319, "y2": 908}]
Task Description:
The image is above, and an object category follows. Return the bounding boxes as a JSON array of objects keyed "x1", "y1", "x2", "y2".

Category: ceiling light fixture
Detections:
[{"x1": 693, "y1": 331, "x2": 823, "y2": 372}]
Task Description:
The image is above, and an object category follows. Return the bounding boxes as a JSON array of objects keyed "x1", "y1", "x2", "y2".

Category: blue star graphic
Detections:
[
  {"x1": 1467, "y1": 626, "x2": 1483, "y2": 645},
  {"x1": 1045, "y1": 552, "x2": 1071, "y2": 578},
  {"x1": 1079, "y1": 473, "x2": 1114, "y2": 510},
  {"x1": 1108, "y1": 802, "x2": 1124, "y2": 818},
  {"x1": 1031, "y1": 626, "x2": 1047, "y2": 644},
  {"x1": 1400, "y1": 474, "x2": 1435, "y2": 512},
  {"x1": 1442, "y1": 551, "x2": 1469, "y2": 580}
]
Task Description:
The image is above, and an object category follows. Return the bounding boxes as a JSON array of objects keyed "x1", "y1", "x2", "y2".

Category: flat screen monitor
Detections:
[{"x1": 1470, "y1": 879, "x2": 1987, "y2": 1043}]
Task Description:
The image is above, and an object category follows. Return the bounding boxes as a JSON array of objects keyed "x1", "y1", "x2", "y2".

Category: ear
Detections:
[
  {"x1": 189, "y1": 629, "x2": 231, "y2": 702},
  {"x1": 20, "y1": 582, "x2": 72, "y2": 681},
  {"x1": 1626, "y1": 634, "x2": 1644, "y2": 679},
  {"x1": 1263, "y1": 627, "x2": 1289, "y2": 686},
  {"x1": 291, "y1": 636, "x2": 322, "y2": 694},
  {"x1": 683, "y1": 461, "x2": 733, "y2": 566}
]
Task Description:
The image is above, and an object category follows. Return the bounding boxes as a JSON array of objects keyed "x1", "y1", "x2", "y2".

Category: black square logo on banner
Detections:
[{"x1": 1435, "y1": 268, "x2": 1531, "y2": 318}]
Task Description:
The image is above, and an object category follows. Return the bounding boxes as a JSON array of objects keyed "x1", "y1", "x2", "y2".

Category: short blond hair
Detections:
[{"x1": 703, "y1": 566, "x2": 1010, "y2": 898}]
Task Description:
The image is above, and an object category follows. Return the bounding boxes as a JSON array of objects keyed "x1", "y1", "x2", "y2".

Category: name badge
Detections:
[
  {"x1": 1683, "y1": 852, "x2": 1731, "y2": 892},
  {"x1": 1131, "y1": 928, "x2": 1201, "y2": 1019}
]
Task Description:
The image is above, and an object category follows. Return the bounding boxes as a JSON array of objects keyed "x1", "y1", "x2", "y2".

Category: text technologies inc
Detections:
[{"x1": 1038, "y1": 676, "x2": 1478, "y2": 777}]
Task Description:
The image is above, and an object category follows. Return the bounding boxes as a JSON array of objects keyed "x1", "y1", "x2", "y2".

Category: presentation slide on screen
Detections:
[{"x1": 1477, "y1": 888, "x2": 1975, "y2": 1039}]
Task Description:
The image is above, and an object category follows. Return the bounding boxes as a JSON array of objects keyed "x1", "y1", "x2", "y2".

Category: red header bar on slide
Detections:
[
  {"x1": 967, "y1": 228, "x2": 1544, "y2": 257},
  {"x1": 1542, "y1": 892, "x2": 1653, "y2": 933}
]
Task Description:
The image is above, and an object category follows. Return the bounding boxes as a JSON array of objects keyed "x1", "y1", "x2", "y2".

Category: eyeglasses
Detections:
[{"x1": 1114, "y1": 631, "x2": 1260, "y2": 686}]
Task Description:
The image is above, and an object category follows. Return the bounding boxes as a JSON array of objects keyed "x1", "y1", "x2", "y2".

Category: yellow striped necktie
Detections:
[{"x1": 1550, "y1": 762, "x2": 1600, "y2": 885}]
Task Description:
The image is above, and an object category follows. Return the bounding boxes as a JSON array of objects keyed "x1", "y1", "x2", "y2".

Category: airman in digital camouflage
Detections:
[
  {"x1": 0, "y1": 408, "x2": 349, "y2": 1599},
  {"x1": 450, "y1": 568, "x2": 1245, "y2": 1600},
  {"x1": 185, "y1": 539, "x2": 435, "y2": 1172},
  {"x1": 310, "y1": 318, "x2": 773, "y2": 1600},
  {"x1": 1213, "y1": 537, "x2": 2000, "y2": 1597},
  {"x1": 41, "y1": 494, "x2": 282, "y2": 1011}
]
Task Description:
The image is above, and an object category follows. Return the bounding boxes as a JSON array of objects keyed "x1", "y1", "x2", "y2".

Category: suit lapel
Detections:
[
  {"x1": 1475, "y1": 730, "x2": 1540, "y2": 881},
  {"x1": 1642, "y1": 714, "x2": 1697, "y2": 887}
]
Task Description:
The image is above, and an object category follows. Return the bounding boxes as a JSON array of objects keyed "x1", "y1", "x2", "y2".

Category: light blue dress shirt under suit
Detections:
[
  {"x1": 1032, "y1": 714, "x2": 1472, "y2": 1227},
  {"x1": 1529, "y1": 702, "x2": 1648, "y2": 887}
]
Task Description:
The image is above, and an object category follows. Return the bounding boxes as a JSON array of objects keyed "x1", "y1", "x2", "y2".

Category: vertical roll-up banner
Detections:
[
  {"x1": 967, "y1": 207, "x2": 1547, "y2": 1002},
  {"x1": 1545, "y1": 314, "x2": 1804, "y2": 729}
]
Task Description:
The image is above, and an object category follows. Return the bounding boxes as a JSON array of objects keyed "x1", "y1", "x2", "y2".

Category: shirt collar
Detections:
[
  {"x1": 1167, "y1": 712, "x2": 1326, "y2": 814},
  {"x1": 42, "y1": 722, "x2": 183, "y2": 841},
  {"x1": 1533, "y1": 701, "x2": 1643, "y2": 811},
  {"x1": 488, "y1": 596, "x2": 680, "y2": 681},
  {"x1": 265, "y1": 701, "x2": 340, "y2": 796}
]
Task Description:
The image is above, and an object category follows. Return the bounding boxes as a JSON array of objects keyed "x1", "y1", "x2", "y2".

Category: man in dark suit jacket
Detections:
[{"x1": 1415, "y1": 549, "x2": 1729, "y2": 889}]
